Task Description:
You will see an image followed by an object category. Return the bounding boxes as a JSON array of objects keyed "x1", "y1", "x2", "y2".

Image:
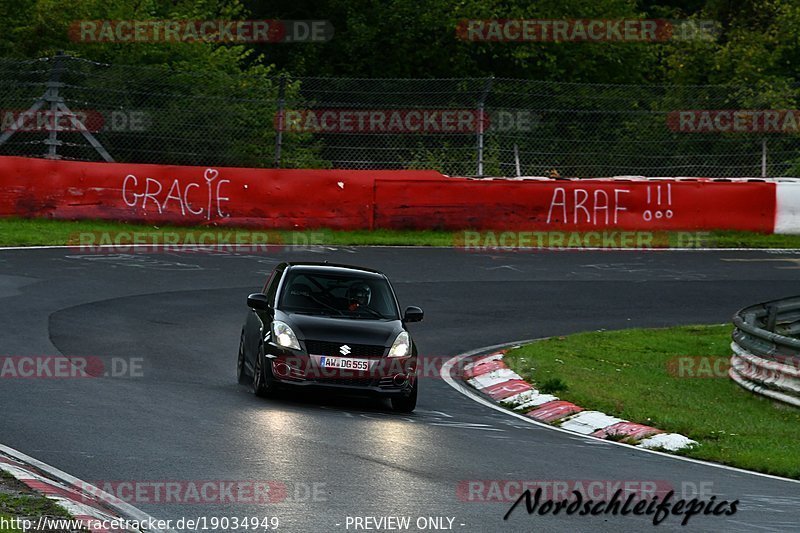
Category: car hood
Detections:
[{"x1": 277, "y1": 311, "x2": 403, "y2": 347}]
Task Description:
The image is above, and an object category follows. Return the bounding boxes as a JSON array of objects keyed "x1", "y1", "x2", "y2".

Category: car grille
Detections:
[
  {"x1": 304, "y1": 340, "x2": 386, "y2": 358},
  {"x1": 378, "y1": 376, "x2": 396, "y2": 387}
]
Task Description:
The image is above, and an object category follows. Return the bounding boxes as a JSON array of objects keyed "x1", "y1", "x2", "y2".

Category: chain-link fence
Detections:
[{"x1": 1, "y1": 54, "x2": 799, "y2": 177}]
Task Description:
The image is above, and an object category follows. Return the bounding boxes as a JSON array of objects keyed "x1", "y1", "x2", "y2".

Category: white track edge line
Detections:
[{"x1": 440, "y1": 340, "x2": 800, "y2": 486}]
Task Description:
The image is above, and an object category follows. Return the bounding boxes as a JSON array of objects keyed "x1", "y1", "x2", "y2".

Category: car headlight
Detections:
[
  {"x1": 272, "y1": 320, "x2": 301, "y2": 350},
  {"x1": 388, "y1": 331, "x2": 411, "y2": 357}
]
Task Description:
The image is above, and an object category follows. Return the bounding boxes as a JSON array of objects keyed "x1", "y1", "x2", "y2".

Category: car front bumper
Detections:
[{"x1": 264, "y1": 343, "x2": 417, "y2": 397}]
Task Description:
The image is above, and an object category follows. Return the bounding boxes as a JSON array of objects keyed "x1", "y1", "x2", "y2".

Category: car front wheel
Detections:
[
  {"x1": 237, "y1": 330, "x2": 247, "y2": 384},
  {"x1": 390, "y1": 381, "x2": 417, "y2": 413},
  {"x1": 252, "y1": 344, "x2": 277, "y2": 398}
]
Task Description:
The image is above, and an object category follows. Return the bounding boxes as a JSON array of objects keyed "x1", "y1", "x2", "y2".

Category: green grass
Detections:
[
  {"x1": 0, "y1": 494, "x2": 71, "y2": 519},
  {"x1": 0, "y1": 471, "x2": 74, "y2": 533},
  {"x1": 0, "y1": 218, "x2": 456, "y2": 247},
  {"x1": 711, "y1": 230, "x2": 800, "y2": 248},
  {"x1": 504, "y1": 325, "x2": 800, "y2": 479},
  {"x1": 1, "y1": 217, "x2": 800, "y2": 248},
  {"x1": 0, "y1": 513, "x2": 21, "y2": 533}
]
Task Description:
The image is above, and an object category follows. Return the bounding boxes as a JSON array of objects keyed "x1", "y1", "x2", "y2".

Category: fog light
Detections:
[
  {"x1": 393, "y1": 373, "x2": 408, "y2": 387},
  {"x1": 273, "y1": 362, "x2": 291, "y2": 378}
]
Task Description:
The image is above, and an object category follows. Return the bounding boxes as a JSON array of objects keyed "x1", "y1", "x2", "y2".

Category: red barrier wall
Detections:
[
  {"x1": 374, "y1": 178, "x2": 776, "y2": 231},
  {"x1": 0, "y1": 156, "x2": 778, "y2": 232},
  {"x1": 0, "y1": 156, "x2": 441, "y2": 229}
]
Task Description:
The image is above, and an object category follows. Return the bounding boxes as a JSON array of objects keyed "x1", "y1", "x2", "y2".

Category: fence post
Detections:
[
  {"x1": 761, "y1": 138, "x2": 767, "y2": 178},
  {"x1": 476, "y1": 76, "x2": 494, "y2": 177},
  {"x1": 44, "y1": 51, "x2": 67, "y2": 159},
  {"x1": 0, "y1": 52, "x2": 68, "y2": 155},
  {"x1": 274, "y1": 75, "x2": 286, "y2": 168},
  {"x1": 0, "y1": 52, "x2": 113, "y2": 161}
]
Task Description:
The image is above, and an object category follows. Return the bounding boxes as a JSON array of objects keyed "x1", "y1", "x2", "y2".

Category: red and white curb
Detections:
[
  {"x1": 461, "y1": 350, "x2": 697, "y2": 452},
  {"x1": 0, "y1": 443, "x2": 172, "y2": 532}
]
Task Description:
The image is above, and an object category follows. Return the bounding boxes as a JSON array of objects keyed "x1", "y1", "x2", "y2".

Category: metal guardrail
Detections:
[{"x1": 730, "y1": 296, "x2": 800, "y2": 407}]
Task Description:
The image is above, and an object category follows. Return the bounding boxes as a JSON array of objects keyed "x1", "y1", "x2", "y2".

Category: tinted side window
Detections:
[
  {"x1": 265, "y1": 267, "x2": 285, "y2": 307},
  {"x1": 262, "y1": 271, "x2": 275, "y2": 294}
]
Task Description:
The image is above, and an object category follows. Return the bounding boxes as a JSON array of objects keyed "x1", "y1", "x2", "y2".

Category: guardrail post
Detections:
[{"x1": 765, "y1": 304, "x2": 778, "y2": 332}]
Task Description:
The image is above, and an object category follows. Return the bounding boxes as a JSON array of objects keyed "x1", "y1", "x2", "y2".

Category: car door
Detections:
[{"x1": 245, "y1": 264, "x2": 285, "y2": 369}]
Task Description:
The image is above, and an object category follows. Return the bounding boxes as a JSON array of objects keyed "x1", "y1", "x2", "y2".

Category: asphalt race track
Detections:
[{"x1": 2, "y1": 246, "x2": 799, "y2": 532}]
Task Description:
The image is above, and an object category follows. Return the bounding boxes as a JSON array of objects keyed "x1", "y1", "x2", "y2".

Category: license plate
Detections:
[{"x1": 318, "y1": 356, "x2": 370, "y2": 371}]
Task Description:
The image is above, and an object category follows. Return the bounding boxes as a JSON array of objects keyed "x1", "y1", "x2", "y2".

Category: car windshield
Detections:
[{"x1": 279, "y1": 270, "x2": 399, "y2": 320}]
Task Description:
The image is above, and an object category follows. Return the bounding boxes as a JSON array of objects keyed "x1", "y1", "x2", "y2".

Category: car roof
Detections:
[{"x1": 282, "y1": 262, "x2": 387, "y2": 279}]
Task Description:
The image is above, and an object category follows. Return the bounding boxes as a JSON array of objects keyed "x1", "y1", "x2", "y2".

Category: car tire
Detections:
[
  {"x1": 252, "y1": 344, "x2": 277, "y2": 398},
  {"x1": 236, "y1": 330, "x2": 247, "y2": 384},
  {"x1": 390, "y1": 381, "x2": 417, "y2": 413}
]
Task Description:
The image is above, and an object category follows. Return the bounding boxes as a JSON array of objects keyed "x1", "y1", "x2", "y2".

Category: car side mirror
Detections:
[
  {"x1": 247, "y1": 293, "x2": 271, "y2": 311},
  {"x1": 403, "y1": 306, "x2": 424, "y2": 323}
]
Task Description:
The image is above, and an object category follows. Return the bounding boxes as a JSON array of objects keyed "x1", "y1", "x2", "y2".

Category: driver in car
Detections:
[{"x1": 347, "y1": 283, "x2": 371, "y2": 312}]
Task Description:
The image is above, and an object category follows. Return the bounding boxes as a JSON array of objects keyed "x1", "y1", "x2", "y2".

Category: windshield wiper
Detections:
[
  {"x1": 301, "y1": 293, "x2": 344, "y2": 316},
  {"x1": 355, "y1": 306, "x2": 389, "y2": 320}
]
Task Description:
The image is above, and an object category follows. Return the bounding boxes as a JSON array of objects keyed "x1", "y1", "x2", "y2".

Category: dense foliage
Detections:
[
  {"x1": 0, "y1": 0, "x2": 798, "y2": 175},
  {"x1": 2, "y1": 0, "x2": 797, "y2": 88}
]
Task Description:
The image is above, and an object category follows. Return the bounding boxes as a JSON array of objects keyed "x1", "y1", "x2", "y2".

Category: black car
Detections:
[{"x1": 237, "y1": 262, "x2": 424, "y2": 412}]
